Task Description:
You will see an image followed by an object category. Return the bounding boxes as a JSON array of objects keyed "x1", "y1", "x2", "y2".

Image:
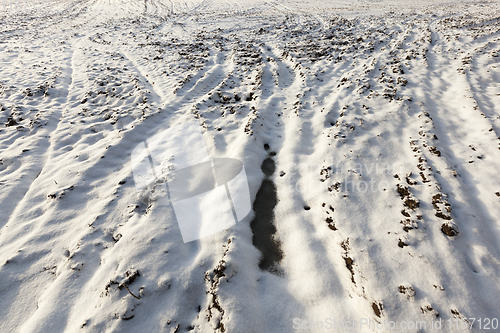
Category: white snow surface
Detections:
[{"x1": 1, "y1": 0, "x2": 500, "y2": 332}]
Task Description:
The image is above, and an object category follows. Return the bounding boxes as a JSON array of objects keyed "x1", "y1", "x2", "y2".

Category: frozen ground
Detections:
[{"x1": 1, "y1": 0, "x2": 500, "y2": 332}]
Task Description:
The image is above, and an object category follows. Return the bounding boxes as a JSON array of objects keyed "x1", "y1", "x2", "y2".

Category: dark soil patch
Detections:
[
  {"x1": 404, "y1": 198, "x2": 420, "y2": 210},
  {"x1": 5, "y1": 117, "x2": 18, "y2": 127},
  {"x1": 372, "y1": 302, "x2": 383, "y2": 318},
  {"x1": 441, "y1": 223, "x2": 458, "y2": 237},
  {"x1": 432, "y1": 193, "x2": 442, "y2": 209},
  {"x1": 398, "y1": 239, "x2": 408, "y2": 248},
  {"x1": 325, "y1": 217, "x2": 337, "y2": 231},
  {"x1": 398, "y1": 285, "x2": 415, "y2": 297},
  {"x1": 250, "y1": 157, "x2": 283, "y2": 274},
  {"x1": 260, "y1": 158, "x2": 276, "y2": 177},
  {"x1": 397, "y1": 184, "x2": 410, "y2": 199},
  {"x1": 429, "y1": 146, "x2": 441, "y2": 156},
  {"x1": 436, "y1": 211, "x2": 452, "y2": 220},
  {"x1": 343, "y1": 256, "x2": 355, "y2": 283}
]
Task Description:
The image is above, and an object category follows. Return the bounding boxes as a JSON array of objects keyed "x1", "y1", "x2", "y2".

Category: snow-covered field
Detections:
[{"x1": 1, "y1": 0, "x2": 500, "y2": 332}]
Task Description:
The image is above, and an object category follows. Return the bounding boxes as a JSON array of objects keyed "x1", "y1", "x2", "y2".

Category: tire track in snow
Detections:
[
  {"x1": 0, "y1": 45, "x2": 81, "y2": 332},
  {"x1": 398, "y1": 21, "x2": 500, "y2": 319},
  {"x1": 0, "y1": 44, "x2": 77, "y2": 234}
]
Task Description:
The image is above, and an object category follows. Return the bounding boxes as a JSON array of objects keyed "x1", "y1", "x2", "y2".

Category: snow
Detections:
[{"x1": 1, "y1": 0, "x2": 500, "y2": 332}]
